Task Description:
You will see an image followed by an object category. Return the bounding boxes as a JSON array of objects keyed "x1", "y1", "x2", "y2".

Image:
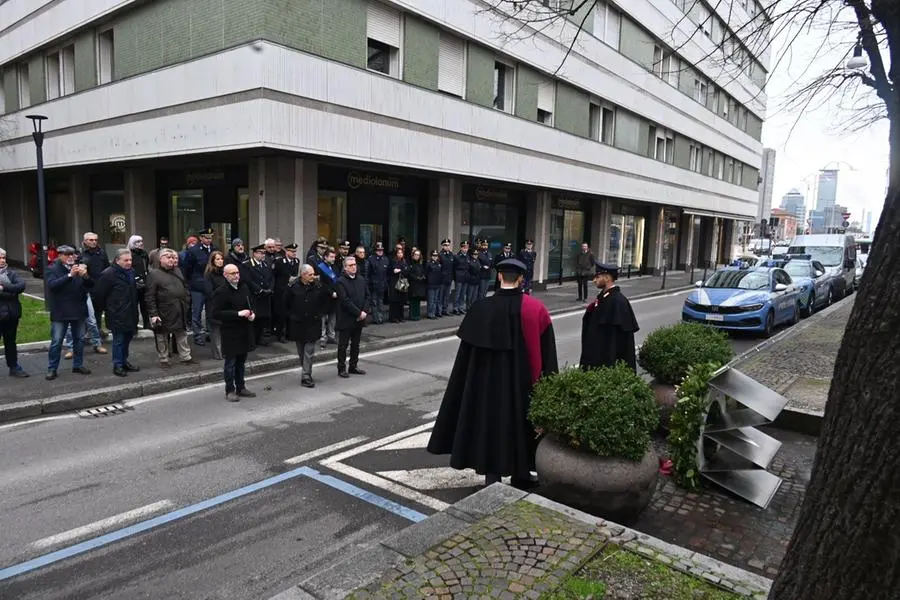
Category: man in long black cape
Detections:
[
  {"x1": 579, "y1": 262, "x2": 639, "y2": 372},
  {"x1": 427, "y1": 259, "x2": 558, "y2": 487}
]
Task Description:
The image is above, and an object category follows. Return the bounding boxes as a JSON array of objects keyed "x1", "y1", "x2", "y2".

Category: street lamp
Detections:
[
  {"x1": 26, "y1": 114, "x2": 50, "y2": 306},
  {"x1": 846, "y1": 38, "x2": 868, "y2": 71}
]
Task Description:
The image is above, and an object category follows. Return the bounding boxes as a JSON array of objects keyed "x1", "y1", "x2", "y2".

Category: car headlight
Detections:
[
  {"x1": 684, "y1": 299, "x2": 698, "y2": 307},
  {"x1": 741, "y1": 303, "x2": 764, "y2": 311}
]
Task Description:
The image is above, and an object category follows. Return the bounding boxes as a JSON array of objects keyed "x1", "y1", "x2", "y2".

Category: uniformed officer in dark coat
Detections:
[
  {"x1": 242, "y1": 244, "x2": 275, "y2": 346},
  {"x1": 452, "y1": 241, "x2": 470, "y2": 314},
  {"x1": 366, "y1": 242, "x2": 390, "y2": 324},
  {"x1": 438, "y1": 239, "x2": 455, "y2": 317},
  {"x1": 493, "y1": 242, "x2": 515, "y2": 291},
  {"x1": 518, "y1": 240, "x2": 536, "y2": 294},
  {"x1": 428, "y1": 258, "x2": 558, "y2": 488},
  {"x1": 273, "y1": 243, "x2": 300, "y2": 342},
  {"x1": 580, "y1": 262, "x2": 639, "y2": 372}
]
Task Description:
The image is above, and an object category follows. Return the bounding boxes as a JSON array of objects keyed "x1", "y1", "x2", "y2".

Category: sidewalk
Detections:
[
  {"x1": 0, "y1": 269, "x2": 695, "y2": 422},
  {"x1": 274, "y1": 484, "x2": 771, "y2": 600}
]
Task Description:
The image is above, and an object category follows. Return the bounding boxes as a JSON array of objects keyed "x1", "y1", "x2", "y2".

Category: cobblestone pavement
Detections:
[
  {"x1": 350, "y1": 501, "x2": 606, "y2": 599},
  {"x1": 733, "y1": 299, "x2": 852, "y2": 412},
  {"x1": 635, "y1": 428, "x2": 816, "y2": 579}
]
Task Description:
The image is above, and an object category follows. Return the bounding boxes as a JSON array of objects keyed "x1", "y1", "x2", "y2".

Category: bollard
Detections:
[
  {"x1": 690, "y1": 263, "x2": 695, "y2": 284},
  {"x1": 661, "y1": 265, "x2": 667, "y2": 290},
  {"x1": 703, "y1": 266, "x2": 708, "y2": 282},
  {"x1": 627, "y1": 264, "x2": 632, "y2": 279}
]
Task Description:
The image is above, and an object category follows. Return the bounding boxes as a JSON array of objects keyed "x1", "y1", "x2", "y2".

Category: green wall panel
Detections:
[
  {"x1": 403, "y1": 16, "x2": 439, "y2": 90},
  {"x1": 3, "y1": 68, "x2": 19, "y2": 113},
  {"x1": 465, "y1": 43, "x2": 495, "y2": 108},
  {"x1": 514, "y1": 65, "x2": 539, "y2": 121},
  {"x1": 673, "y1": 136, "x2": 692, "y2": 170},
  {"x1": 191, "y1": 0, "x2": 227, "y2": 57},
  {"x1": 554, "y1": 82, "x2": 589, "y2": 137},
  {"x1": 28, "y1": 55, "x2": 46, "y2": 105},
  {"x1": 74, "y1": 32, "x2": 96, "y2": 92},
  {"x1": 618, "y1": 19, "x2": 654, "y2": 71},
  {"x1": 320, "y1": 0, "x2": 366, "y2": 68}
]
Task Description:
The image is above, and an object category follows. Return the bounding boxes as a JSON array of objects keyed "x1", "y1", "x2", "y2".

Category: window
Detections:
[
  {"x1": 537, "y1": 78, "x2": 554, "y2": 125},
  {"x1": 740, "y1": 106, "x2": 749, "y2": 131},
  {"x1": 593, "y1": 1, "x2": 621, "y2": 50},
  {"x1": 652, "y1": 45, "x2": 664, "y2": 77},
  {"x1": 704, "y1": 148, "x2": 714, "y2": 176},
  {"x1": 590, "y1": 103, "x2": 601, "y2": 140},
  {"x1": 0, "y1": 84, "x2": 5, "y2": 113},
  {"x1": 601, "y1": 105, "x2": 615, "y2": 144},
  {"x1": 650, "y1": 127, "x2": 674, "y2": 163},
  {"x1": 689, "y1": 144, "x2": 701, "y2": 172},
  {"x1": 46, "y1": 45, "x2": 75, "y2": 100},
  {"x1": 725, "y1": 158, "x2": 735, "y2": 183},
  {"x1": 367, "y1": 1, "x2": 401, "y2": 77},
  {"x1": 716, "y1": 153, "x2": 724, "y2": 179},
  {"x1": 708, "y1": 87, "x2": 720, "y2": 113},
  {"x1": 664, "y1": 54, "x2": 680, "y2": 86},
  {"x1": 97, "y1": 29, "x2": 114, "y2": 84},
  {"x1": 694, "y1": 78, "x2": 708, "y2": 104},
  {"x1": 17, "y1": 63, "x2": 30, "y2": 107},
  {"x1": 493, "y1": 61, "x2": 514, "y2": 112},
  {"x1": 736, "y1": 163, "x2": 744, "y2": 186},
  {"x1": 438, "y1": 32, "x2": 465, "y2": 97}
]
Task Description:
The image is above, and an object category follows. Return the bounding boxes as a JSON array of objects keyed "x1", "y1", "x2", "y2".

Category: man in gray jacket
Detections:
[{"x1": 575, "y1": 242, "x2": 596, "y2": 302}]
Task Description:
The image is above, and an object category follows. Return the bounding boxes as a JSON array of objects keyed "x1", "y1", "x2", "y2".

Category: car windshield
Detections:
[
  {"x1": 788, "y1": 246, "x2": 843, "y2": 266},
  {"x1": 784, "y1": 262, "x2": 811, "y2": 278},
  {"x1": 704, "y1": 270, "x2": 770, "y2": 290}
]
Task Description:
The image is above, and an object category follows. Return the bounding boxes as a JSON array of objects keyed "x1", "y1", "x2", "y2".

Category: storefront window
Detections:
[
  {"x1": 93, "y1": 190, "x2": 127, "y2": 257},
  {"x1": 318, "y1": 191, "x2": 347, "y2": 246},
  {"x1": 460, "y1": 201, "x2": 472, "y2": 245},
  {"x1": 607, "y1": 213, "x2": 645, "y2": 269},
  {"x1": 389, "y1": 196, "x2": 418, "y2": 247},
  {"x1": 549, "y1": 202, "x2": 587, "y2": 280},
  {"x1": 169, "y1": 190, "x2": 204, "y2": 249},
  {"x1": 471, "y1": 202, "x2": 518, "y2": 252}
]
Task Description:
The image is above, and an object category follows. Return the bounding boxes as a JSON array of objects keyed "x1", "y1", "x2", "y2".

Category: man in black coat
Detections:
[
  {"x1": 493, "y1": 242, "x2": 515, "y2": 291},
  {"x1": 211, "y1": 264, "x2": 258, "y2": 402},
  {"x1": 427, "y1": 259, "x2": 558, "y2": 488},
  {"x1": 273, "y1": 243, "x2": 301, "y2": 343},
  {"x1": 438, "y1": 239, "x2": 455, "y2": 317},
  {"x1": 518, "y1": 240, "x2": 536, "y2": 295},
  {"x1": 285, "y1": 264, "x2": 327, "y2": 388},
  {"x1": 92, "y1": 249, "x2": 140, "y2": 377},
  {"x1": 579, "y1": 262, "x2": 639, "y2": 372},
  {"x1": 452, "y1": 241, "x2": 470, "y2": 314},
  {"x1": 242, "y1": 244, "x2": 275, "y2": 346},
  {"x1": 45, "y1": 246, "x2": 95, "y2": 380},
  {"x1": 334, "y1": 256, "x2": 370, "y2": 378},
  {"x1": 366, "y1": 242, "x2": 389, "y2": 324},
  {"x1": 181, "y1": 227, "x2": 217, "y2": 346},
  {"x1": 0, "y1": 247, "x2": 28, "y2": 377}
]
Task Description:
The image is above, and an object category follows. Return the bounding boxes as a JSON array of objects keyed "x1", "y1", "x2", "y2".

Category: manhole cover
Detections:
[{"x1": 78, "y1": 404, "x2": 128, "y2": 418}]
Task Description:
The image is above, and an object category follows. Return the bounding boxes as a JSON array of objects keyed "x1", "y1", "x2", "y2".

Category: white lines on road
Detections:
[
  {"x1": 324, "y1": 461, "x2": 449, "y2": 512},
  {"x1": 421, "y1": 409, "x2": 440, "y2": 420},
  {"x1": 31, "y1": 500, "x2": 174, "y2": 550},
  {"x1": 378, "y1": 432, "x2": 432, "y2": 451},
  {"x1": 283, "y1": 436, "x2": 369, "y2": 465},
  {"x1": 376, "y1": 467, "x2": 485, "y2": 491}
]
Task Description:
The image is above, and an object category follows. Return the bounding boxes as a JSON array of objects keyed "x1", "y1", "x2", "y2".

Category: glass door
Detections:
[
  {"x1": 318, "y1": 191, "x2": 347, "y2": 246},
  {"x1": 547, "y1": 208, "x2": 564, "y2": 281},
  {"x1": 93, "y1": 190, "x2": 127, "y2": 257},
  {"x1": 389, "y1": 196, "x2": 419, "y2": 247},
  {"x1": 169, "y1": 190, "x2": 204, "y2": 247},
  {"x1": 561, "y1": 209, "x2": 585, "y2": 278}
]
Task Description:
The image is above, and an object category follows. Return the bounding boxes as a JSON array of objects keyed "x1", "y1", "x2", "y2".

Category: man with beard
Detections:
[
  {"x1": 579, "y1": 262, "x2": 639, "y2": 372},
  {"x1": 225, "y1": 239, "x2": 248, "y2": 267},
  {"x1": 427, "y1": 259, "x2": 558, "y2": 488}
]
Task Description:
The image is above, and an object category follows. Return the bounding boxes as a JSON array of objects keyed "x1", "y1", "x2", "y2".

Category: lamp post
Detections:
[{"x1": 26, "y1": 114, "x2": 50, "y2": 307}]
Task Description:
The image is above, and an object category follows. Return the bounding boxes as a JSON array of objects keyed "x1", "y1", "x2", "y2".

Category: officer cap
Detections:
[
  {"x1": 252, "y1": 244, "x2": 266, "y2": 252},
  {"x1": 284, "y1": 243, "x2": 298, "y2": 250},
  {"x1": 441, "y1": 238, "x2": 451, "y2": 245},
  {"x1": 431, "y1": 250, "x2": 440, "y2": 257},
  {"x1": 340, "y1": 240, "x2": 351, "y2": 248},
  {"x1": 197, "y1": 227, "x2": 214, "y2": 236},
  {"x1": 525, "y1": 239, "x2": 534, "y2": 244},
  {"x1": 594, "y1": 261, "x2": 619, "y2": 280},
  {"x1": 503, "y1": 241, "x2": 512, "y2": 248},
  {"x1": 460, "y1": 240, "x2": 469, "y2": 247},
  {"x1": 374, "y1": 242, "x2": 385, "y2": 250},
  {"x1": 496, "y1": 258, "x2": 527, "y2": 275}
]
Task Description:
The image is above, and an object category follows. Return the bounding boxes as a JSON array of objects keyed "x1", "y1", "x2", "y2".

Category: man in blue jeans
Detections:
[
  {"x1": 182, "y1": 227, "x2": 217, "y2": 345},
  {"x1": 92, "y1": 249, "x2": 140, "y2": 377},
  {"x1": 45, "y1": 246, "x2": 94, "y2": 380}
]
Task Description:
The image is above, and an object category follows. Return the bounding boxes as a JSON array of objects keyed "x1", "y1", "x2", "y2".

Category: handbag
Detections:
[{"x1": 394, "y1": 277, "x2": 409, "y2": 293}]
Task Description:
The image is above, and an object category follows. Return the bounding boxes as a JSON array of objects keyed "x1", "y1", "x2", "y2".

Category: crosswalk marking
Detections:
[{"x1": 324, "y1": 461, "x2": 450, "y2": 511}]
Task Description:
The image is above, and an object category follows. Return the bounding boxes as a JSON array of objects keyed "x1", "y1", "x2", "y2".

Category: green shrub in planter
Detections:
[
  {"x1": 638, "y1": 323, "x2": 733, "y2": 385},
  {"x1": 529, "y1": 364, "x2": 659, "y2": 462}
]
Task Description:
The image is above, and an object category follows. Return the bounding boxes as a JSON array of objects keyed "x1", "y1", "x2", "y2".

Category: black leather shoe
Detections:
[
  {"x1": 236, "y1": 388, "x2": 257, "y2": 398},
  {"x1": 124, "y1": 362, "x2": 140, "y2": 372},
  {"x1": 301, "y1": 378, "x2": 315, "y2": 388},
  {"x1": 349, "y1": 367, "x2": 366, "y2": 375},
  {"x1": 338, "y1": 371, "x2": 350, "y2": 379},
  {"x1": 72, "y1": 366, "x2": 92, "y2": 375},
  {"x1": 113, "y1": 366, "x2": 127, "y2": 377},
  {"x1": 46, "y1": 370, "x2": 58, "y2": 381}
]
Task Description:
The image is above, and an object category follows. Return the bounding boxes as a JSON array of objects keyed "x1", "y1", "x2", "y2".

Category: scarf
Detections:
[
  {"x1": 317, "y1": 260, "x2": 337, "y2": 282},
  {"x1": 0, "y1": 266, "x2": 10, "y2": 287},
  {"x1": 114, "y1": 263, "x2": 135, "y2": 283}
]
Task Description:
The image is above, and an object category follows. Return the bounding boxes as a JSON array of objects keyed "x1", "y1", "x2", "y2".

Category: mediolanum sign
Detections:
[{"x1": 347, "y1": 171, "x2": 400, "y2": 190}]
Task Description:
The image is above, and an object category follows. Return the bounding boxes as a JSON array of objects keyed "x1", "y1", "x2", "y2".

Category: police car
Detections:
[
  {"x1": 780, "y1": 255, "x2": 833, "y2": 316},
  {"x1": 682, "y1": 261, "x2": 802, "y2": 337}
]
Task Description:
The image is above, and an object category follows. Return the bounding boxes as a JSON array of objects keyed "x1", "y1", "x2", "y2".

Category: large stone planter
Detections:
[
  {"x1": 534, "y1": 435, "x2": 658, "y2": 523},
  {"x1": 651, "y1": 379, "x2": 678, "y2": 431}
]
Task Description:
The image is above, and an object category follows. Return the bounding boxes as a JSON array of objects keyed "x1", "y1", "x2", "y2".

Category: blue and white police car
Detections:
[
  {"x1": 682, "y1": 262, "x2": 802, "y2": 337},
  {"x1": 780, "y1": 256, "x2": 833, "y2": 317}
]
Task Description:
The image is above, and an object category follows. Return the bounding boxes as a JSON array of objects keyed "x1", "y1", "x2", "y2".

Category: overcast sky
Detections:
[{"x1": 761, "y1": 5, "x2": 888, "y2": 231}]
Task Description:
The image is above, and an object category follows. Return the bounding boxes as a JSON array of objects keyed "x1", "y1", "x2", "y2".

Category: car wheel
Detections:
[
  {"x1": 802, "y1": 292, "x2": 814, "y2": 317},
  {"x1": 792, "y1": 302, "x2": 801, "y2": 325},
  {"x1": 763, "y1": 310, "x2": 775, "y2": 338},
  {"x1": 826, "y1": 287, "x2": 834, "y2": 307}
]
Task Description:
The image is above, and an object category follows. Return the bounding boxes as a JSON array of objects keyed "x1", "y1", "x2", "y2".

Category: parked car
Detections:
[
  {"x1": 786, "y1": 234, "x2": 857, "y2": 297},
  {"x1": 782, "y1": 257, "x2": 833, "y2": 316},
  {"x1": 683, "y1": 264, "x2": 801, "y2": 338}
]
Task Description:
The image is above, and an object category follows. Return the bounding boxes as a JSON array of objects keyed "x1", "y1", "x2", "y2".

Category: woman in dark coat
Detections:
[
  {"x1": 0, "y1": 247, "x2": 28, "y2": 377},
  {"x1": 211, "y1": 264, "x2": 257, "y2": 402},
  {"x1": 128, "y1": 235, "x2": 151, "y2": 329},
  {"x1": 204, "y1": 251, "x2": 227, "y2": 360},
  {"x1": 387, "y1": 247, "x2": 409, "y2": 323},
  {"x1": 407, "y1": 248, "x2": 427, "y2": 321}
]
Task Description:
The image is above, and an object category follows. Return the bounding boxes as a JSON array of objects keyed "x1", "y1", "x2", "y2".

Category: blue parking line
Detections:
[{"x1": 0, "y1": 465, "x2": 424, "y2": 582}]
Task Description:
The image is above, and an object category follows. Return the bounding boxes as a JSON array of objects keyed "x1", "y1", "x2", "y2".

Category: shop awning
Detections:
[{"x1": 682, "y1": 209, "x2": 756, "y2": 222}]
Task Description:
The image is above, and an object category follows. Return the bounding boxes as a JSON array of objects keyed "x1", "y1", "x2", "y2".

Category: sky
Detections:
[{"x1": 760, "y1": 3, "x2": 889, "y2": 231}]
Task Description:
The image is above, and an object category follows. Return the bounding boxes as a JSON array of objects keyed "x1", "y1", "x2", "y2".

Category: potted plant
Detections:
[
  {"x1": 637, "y1": 323, "x2": 733, "y2": 429},
  {"x1": 529, "y1": 363, "x2": 660, "y2": 523}
]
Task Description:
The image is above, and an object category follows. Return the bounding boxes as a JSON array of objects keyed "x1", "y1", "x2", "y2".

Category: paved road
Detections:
[{"x1": 0, "y1": 290, "x2": 762, "y2": 599}]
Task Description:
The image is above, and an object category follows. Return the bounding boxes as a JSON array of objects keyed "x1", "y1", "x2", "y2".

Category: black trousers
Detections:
[
  {"x1": 1, "y1": 318, "x2": 19, "y2": 369},
  {"x1": 337, "y1": 325, "x2": 362, "y2": 372},
  {"x1": 576, "y1": 276, "x2": 589, "y2": 300},
  {"x1": 253, "y1": 317, "x2": 271, "y2": 343}
]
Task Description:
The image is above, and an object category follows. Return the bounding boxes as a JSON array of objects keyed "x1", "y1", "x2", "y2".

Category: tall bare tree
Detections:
[{"x1": 480, "y1": 1, "x2": 899, "y2": 598}]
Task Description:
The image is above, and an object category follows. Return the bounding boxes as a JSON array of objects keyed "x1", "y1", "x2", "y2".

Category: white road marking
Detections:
[
  {"x1": 321, "y1": 422, "x2": 436, "y2": 465},
  {"x1": 0, "y1": 414, "x2": 75, "y2": 431},
  {"x1": 377, "y1": 467, "x2": 486, "y2": 491},
  {"x1": 421, "y1": 409, "x2": 440, "y2": 420},
  {"x1": 322, "y1": 461, "x2": 449, "y2": 512},
  {"x1": 283, "y1": 436, "x2": 369, "y2": 465},
  {"x1": 31, "y1": 500, "x2": 174, "y2": 550},
  {"x1": 377, "y1": 432, "x2": 432, "y2": 452}
]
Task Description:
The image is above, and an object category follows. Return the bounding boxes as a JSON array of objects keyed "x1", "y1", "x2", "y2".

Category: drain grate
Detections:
[{"x1": 78, "y1": 403, "x2": 128, "y2": 418}]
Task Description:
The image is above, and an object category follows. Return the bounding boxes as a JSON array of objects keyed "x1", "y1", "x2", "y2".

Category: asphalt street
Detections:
[{"x1": 0, "y1": 290, "x2": 762, "y2": 599}]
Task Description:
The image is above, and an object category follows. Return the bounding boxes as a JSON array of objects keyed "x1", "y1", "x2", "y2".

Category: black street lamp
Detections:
[{"x1": 26, "y1": 114, "x2": 50, "y2": 307}]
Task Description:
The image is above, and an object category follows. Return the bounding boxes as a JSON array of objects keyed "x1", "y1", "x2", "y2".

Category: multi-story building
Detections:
[
  {"x1": 815, "y1": 169, "x2": 838, "y2": 228},
  {"x1": 768, "y1": 207, "x2": 798, "y2": 242},
  {"x1": 757, "y1": 147, "x2": 775, "y2": 224},
  {"x1": 0, "y1": 0, "x2": 768, "y2": 282},
  {"x1": 781, "y1": 188, "x2": 806, "y2": 223}
]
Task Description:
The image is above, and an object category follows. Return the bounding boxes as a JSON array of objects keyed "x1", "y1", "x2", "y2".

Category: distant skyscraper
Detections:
[
  {"x1": 816, "y1": 169, "x2": 839, "y2": 226},
  {"x1": 757, "y1": 148, "x2": 776, "y2": 224},
  {"x1": 781, "y1": 188, "x2": 806, "y2": 223},
  {"x1": 866, "y1": 211, "x2": 874, "y2": 233}
]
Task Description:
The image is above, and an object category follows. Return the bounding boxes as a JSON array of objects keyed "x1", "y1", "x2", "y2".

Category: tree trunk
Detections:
[{"x1": 768, "y1": 117, "x2": 900, "y2": 598}]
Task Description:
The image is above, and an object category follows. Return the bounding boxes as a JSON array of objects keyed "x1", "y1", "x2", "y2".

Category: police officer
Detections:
[
  {"x1": 338, "y1": 240, "x2": 352, "y2": 267},
  {"x1": 452, "y1": 240, "x2": 470, "y2": 314},
  {"x1": 477, "y1": 239, "x2": 493, "y2": 298},
  {"x1": 366, "y1": 242, "x2": 390, "y2": 324},
  {"x1": 493, "y1": 242, "x2": 515, "y2": 291},
  {"x1": 273, "y1": 243, "x2": 300, "y2": 342},
  {"x1": 518, "y1": 240, "x2": 536, "y2": 294},
  {"x1": 243, "y1": 244, "x2": 275, "y2": 346},
  {"x1": 182, "y1": 227, "x2": 217, "y2": 346},
  {"x1": 438, "y1": 238, "x2": 455, "y2": 317}
]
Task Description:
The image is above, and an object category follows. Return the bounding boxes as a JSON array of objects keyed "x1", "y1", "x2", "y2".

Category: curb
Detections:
[
  {"x1": 269, "y1": 484, "x2": 771, "y2": 600},
  {"x1": 0, "y1": 285, "x2": 690, "y2": 425}
]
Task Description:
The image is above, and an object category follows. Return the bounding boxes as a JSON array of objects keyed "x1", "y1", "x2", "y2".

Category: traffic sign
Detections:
[
  {"x1": 842, "y1": 220, "x2": 850, "y2": 228},
  {"x1": 842, "y1": 212, "x2": 851, "y2": 220}
]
